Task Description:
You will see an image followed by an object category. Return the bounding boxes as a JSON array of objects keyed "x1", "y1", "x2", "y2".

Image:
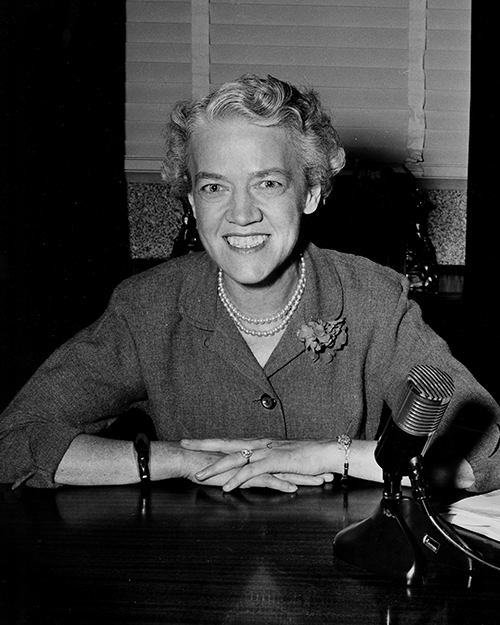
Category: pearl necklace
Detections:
[{"x1": 217, "y1": 256, "x2": 306, "y2": 337}]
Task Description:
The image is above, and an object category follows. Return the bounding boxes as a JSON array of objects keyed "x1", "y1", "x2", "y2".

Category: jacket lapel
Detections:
[
  {"x1": 265, "y1": 244, "x2": 345, "y2": 376},
  {"x1": 178, "y1": 253, "x2": 272, "y2": 389}
]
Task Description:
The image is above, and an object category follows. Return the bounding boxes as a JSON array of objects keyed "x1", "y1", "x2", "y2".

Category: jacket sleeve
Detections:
[
  {"x1": 0, "y1": 289, "x2": 147, "y2": 489},
  {"x1": 369, "y1": 276, "x2": 500, "y2": 494}
]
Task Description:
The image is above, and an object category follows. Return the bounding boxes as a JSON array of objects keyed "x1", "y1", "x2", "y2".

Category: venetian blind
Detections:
[
  {"x1": 125, "y1": 0, "x2": 470, "y2": 184},
  {"x1": 418, "y1": 0, "x2": 471, "y2": 180},
  {"x1": 126, "y1": 0, "x2": 192, "y2": 172}
]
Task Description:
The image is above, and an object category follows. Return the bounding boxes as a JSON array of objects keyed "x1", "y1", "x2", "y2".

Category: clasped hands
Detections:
[{"x1": 180, "y1": 438, "x2": 335, "y2": 493}]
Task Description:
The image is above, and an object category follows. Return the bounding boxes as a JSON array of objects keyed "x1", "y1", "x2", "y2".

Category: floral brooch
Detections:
[{"x1": 297, "y1": 317, "x2": 348, "y2": 363}]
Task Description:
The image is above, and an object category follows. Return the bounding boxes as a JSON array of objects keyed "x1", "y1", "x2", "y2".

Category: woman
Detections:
[{"x1": 1, "y1": 75, "x2": 499, "y2": 493}]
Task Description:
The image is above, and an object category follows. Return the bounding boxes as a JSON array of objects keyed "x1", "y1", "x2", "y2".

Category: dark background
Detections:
[
  {"x1": 1, "y1": 1, "x2": 131, "y2": 410},
  {"x1": 0, "y1": 1, "x2": 496, "y2": 410},
  {"x1": 463, "y1": 2, "x2": 497, "y2": 401}
]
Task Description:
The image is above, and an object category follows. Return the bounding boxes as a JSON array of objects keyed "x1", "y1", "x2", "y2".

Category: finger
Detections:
[
  {"x1": 221, "y1": 463, "x2": 274, "y2": 492},
  {"x1": 273, "y1": 473, "x2": 327, "y2": 486},
  {"x1": 195, "y1": 450, "x2": 250, "y2": 480},
  {"x1": 214, "y1": 459, "x2": 323, "y2": 491},
  {"x1": 237, "y1": 474, "x2": 298, "y2": 493},
  {"x1": 191, "y1": 469, "x2": 238, "y2": 487},
  {"x1": 319, "y1": 473, "x2": 335, "y2": 482}
]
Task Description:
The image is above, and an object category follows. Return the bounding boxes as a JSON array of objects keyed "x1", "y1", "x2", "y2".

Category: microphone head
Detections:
[
  {"x1": 374, "y1": 365, "x2": 455, "y2": 475},
  {"x1": 395, "y1": 365, "x2": 455, "y2": 437}
]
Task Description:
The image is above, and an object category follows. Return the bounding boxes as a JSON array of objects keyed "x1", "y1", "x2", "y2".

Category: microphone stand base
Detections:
[{"x1": 333, "y1": 495, "x2": 473, "y2": 586}]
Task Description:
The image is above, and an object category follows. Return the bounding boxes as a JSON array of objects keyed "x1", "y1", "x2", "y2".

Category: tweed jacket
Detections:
[{"x1": 1, "y1": 244, "x2": 500, "y2": 490}]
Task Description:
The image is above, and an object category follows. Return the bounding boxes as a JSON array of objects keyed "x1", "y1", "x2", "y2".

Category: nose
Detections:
[{"x1": 226, "y1": 188, "x2": 263, "y2": 226}]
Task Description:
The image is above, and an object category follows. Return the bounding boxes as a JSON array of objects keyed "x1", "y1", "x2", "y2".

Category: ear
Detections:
[
  {"x1": 303, "y1": 185, "x2": 322, "y2": 215},
  {"x1": 187, "y1": 192, "x2": 196, "y2": 219}
]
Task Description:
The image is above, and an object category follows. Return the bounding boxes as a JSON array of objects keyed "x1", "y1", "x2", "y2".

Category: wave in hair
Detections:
[{"x1": 162, "y1": 74, "x2": 345, "y2": 198}]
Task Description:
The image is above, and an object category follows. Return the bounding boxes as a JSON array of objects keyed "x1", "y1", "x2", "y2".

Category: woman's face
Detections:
[{"x1": 187, "y1": 119, "x2": 321, "y2": 287}]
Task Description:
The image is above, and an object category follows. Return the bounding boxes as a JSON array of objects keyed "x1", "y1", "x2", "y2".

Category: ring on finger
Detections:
[{"x1": 240, "y1": 449, "x2": 253, "y2": 464}]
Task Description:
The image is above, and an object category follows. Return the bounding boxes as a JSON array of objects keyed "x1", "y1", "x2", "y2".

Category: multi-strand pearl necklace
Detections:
[{"x1": 217, "y1": 256, "x2": 306, "y2": 337}]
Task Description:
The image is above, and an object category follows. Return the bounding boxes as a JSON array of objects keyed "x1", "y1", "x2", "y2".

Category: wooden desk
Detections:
[{"x1": 1, "y1": 479, "x2": 499, "y2": 624}]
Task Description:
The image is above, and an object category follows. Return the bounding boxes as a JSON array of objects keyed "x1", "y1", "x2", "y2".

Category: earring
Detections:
[{"x1": 170, "y1": 200, "x2": 200, "y2": 258}]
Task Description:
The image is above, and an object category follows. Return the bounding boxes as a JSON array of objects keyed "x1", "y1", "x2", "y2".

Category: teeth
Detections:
[{"x1": 226, "y1": 235, "x2": 268, "y2": 249}]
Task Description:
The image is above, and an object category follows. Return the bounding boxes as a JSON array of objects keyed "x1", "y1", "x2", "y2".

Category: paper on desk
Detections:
[{"x1": 444, "y1": 489, "x2": 500, "y2": 543}]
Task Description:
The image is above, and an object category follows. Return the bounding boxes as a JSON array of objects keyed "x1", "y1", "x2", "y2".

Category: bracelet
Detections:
[
  {"x1": 337, "y1": 434, "x2": 352, "y2": 481},
  {"x1": 134, "y1": 433, "x2": 151, "y2": 483}
]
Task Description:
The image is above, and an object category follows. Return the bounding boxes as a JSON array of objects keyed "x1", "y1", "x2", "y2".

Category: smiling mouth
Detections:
[{"x1": 225, "y1": 235, "x2": 269, "y2": 249}]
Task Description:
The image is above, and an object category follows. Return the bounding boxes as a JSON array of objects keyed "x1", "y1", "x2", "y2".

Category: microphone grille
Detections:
[
  {"x1": 396, "y1": 365, "x2": 455, "y2": 436},
  {"x1": 408, "y1": 364, "x2": 454, "y2": 402}
]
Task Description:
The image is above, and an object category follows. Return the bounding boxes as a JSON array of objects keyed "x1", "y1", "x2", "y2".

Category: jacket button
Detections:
[{"x1": 260, "y1": 394, "x2": 276, "y2": 410}]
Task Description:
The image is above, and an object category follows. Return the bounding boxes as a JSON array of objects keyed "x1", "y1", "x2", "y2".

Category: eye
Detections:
[
  {"x1": 197, "y1": 182, "x2": 230, "y2": 201},
  {"x1": 254, "y1": 179, "x2": 286, "y2": 195},
  {"x1": 200, "y1": 183, "x2": 224, "y2": 194},
  {"x1": 259, "y1": 180, "x2": 282, "y2": 190}
]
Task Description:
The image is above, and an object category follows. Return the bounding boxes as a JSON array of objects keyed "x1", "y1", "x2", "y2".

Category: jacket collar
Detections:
[
  {"x1": 178, "y1": 252, "x2": 219, "y2": 331},
  {"x1": 300, "y1": 242, "x2": 344, "y2": 324},
  {"x1": 265, "y1": 243, "x2": 345, "y2": 375}
]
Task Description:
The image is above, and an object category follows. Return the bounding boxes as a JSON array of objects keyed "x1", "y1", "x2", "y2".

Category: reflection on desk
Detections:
[{"x1": 1, "y1": 478, "x2": 500, "y2": 625}]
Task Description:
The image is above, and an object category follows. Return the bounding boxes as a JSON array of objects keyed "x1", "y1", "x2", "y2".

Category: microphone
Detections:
[
  {"x1": 333, "y1": 365, "x2": 476, "y2": 585},
  {"x1": 374, "y1": 364, "x2": 455, "y2": 476}
]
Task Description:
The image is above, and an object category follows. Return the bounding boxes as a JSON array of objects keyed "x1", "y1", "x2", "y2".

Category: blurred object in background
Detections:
[{"x1": 404, "y1": 182, "x2": 439, "y2": 293}]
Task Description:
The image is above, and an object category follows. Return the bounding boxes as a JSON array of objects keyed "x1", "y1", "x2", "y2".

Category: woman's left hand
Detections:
[{"x1": 180, "y1": 438, "x2": 335, "y2": 491}]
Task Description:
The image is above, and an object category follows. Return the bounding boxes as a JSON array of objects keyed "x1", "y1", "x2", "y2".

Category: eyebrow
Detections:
[
  {"x1": 194, "y1": 169, "x2": 291, "y2": 183},
  {"x1": 194, "y1": 172, "x2": 226, "y2": 183},
  {"x1": 253, "y1": 168, "x2": 292, "y2": 181}
]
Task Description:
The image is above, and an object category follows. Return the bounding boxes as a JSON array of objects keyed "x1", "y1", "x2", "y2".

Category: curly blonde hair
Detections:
[{"x1": 162, "y1": 74, "x2": 346, "y2": 198}]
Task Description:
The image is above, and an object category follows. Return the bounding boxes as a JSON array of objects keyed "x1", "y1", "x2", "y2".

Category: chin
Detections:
[{"x1": 214, "y1": 242, "x2": 292, "y2": 285}]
